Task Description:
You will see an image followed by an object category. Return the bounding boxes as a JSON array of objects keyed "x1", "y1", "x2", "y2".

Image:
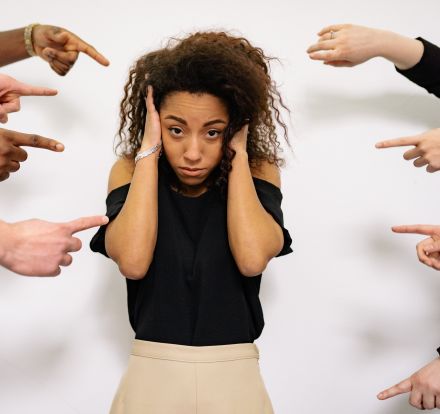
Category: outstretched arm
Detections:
[
  {"x1": 391, "y1": 224, "x2": 440, "y2": 271},
  {"x1": 0, "y1": 24, "x2": 109, "y2": 74},
  {"x1": 376, "y1": 128, "x2": 440, "y2": 173},
  {"x1": 0, "y1": 215, "x2": 108, "y2": 276},
  {"x1": 307, "y1": 24, "x2": 424, "y2": 70},
  {"x1": 378, "y1": 357, "x2": 440, "y2": 410}
]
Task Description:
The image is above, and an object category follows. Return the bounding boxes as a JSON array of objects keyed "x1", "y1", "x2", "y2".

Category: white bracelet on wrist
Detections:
[
  {"x1": 24, "y1": 23, "x2": 39, "y2": 57},
  {"x1": 135, "y1": 143, "x2": 162, "y2": 164}
]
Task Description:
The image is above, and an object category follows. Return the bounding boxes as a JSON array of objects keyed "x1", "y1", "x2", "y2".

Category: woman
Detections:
[{"x1": 91, "y1": 31, "x2": 292, "y2": 413}]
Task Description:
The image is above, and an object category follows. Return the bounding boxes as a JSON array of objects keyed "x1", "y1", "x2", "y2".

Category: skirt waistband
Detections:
[{"x1": 131, "y1": 340, "x2": 259, "y2": 363}]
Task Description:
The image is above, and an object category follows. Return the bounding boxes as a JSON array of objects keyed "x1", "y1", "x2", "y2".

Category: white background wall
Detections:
[{"x1": 1, "y1": 1, "x2": 439, "y2": 413}]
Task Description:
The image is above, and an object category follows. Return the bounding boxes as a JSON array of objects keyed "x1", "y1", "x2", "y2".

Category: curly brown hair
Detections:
[{"x1": 117, "y1": 31, "x2": 290, "y2": 191}]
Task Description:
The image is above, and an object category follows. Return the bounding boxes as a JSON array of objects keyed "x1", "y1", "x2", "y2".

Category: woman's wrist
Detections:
[
  {"x1": 231, "y1": 150, "x2": 249, "y2": 170},
  {"x1": 136, "y1": 142, "x2": 161, "y2": 159},
  {"x1": 139, "y1": 140, "x2": 161, "y2": 152},
  {"x1": 378, "y1": 30, "x2": 424, "y2": 70}
]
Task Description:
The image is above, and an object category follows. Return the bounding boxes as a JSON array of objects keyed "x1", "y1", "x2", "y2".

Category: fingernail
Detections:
[
  {"x1": 102, "y1": 216, "x2": 109, "y2": 224},
  {"x1": 55, "y1": 143, "x2": 64, "y2": 151},
  {"x1": 426, "y1": 245, "x2": 434, "y2": 251}
]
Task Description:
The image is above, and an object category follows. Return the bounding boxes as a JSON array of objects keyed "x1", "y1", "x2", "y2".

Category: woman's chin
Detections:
[{"x1": 179, "y1": 176, "x2": 206, "y2": 187}]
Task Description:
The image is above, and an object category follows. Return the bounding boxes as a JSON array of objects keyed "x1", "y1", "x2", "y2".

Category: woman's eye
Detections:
[
  {"x1": 207, "y1": 130, "x2": 221, "y2": 138},
  {"x1": 169, "y1": 127, "x2": 183, "y2": 136}
]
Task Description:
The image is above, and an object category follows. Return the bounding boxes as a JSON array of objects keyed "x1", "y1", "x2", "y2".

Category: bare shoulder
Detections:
[
  {"x1": 250, "y1": 160, "x2": 281, "y2": 189},
  {"x1": 108, "y1": 156, "x2": 135, "y2": 194}
]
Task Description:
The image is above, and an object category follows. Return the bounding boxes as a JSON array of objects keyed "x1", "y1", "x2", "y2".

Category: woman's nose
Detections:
[{"x1": 183, "y1": 136, "x2": 202, "y2": 163}]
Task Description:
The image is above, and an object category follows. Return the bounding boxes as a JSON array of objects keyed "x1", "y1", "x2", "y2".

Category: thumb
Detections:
[
  {"x1": 377, "y1": 378, "x2": 412, "y2": 400},
  {"x1": 46, "y1": 29, "x2": 69, "y2": 45}
]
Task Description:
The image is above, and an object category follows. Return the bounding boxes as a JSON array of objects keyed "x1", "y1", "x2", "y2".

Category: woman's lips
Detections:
[{"x1": 179, "y1": 167, "x2": 205, "y2": 177}]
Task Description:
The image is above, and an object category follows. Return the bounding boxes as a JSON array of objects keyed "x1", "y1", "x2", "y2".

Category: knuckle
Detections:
[
  {"x1": 29, "y1": 134, "x2": 40, "y2": 147},
  {"x1": 0, "y1": 145, "x2": 11, "y2": 156},
  {"x1": 333, "y1": 49, "x2": 344, "y2": 59},
  {"x1": 409, "y1": 397, "x2": 419, "y2": 407}
]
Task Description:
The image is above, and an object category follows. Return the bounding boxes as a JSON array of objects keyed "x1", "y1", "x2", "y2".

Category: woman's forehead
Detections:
[{"x1": 160, "y1": 92, "x2": 228, "y2": 122}]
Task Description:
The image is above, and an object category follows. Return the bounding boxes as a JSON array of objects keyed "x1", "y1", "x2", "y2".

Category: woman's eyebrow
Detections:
[
  {"x1": 203, "y1": 119, "x2": 227, "y2": 127},
  {"x1": 164, "y1": 115, "x2": 187, "y2": 125},
  {"x1": 164, "y1": 115, "x2": 227, "y2": 127}
]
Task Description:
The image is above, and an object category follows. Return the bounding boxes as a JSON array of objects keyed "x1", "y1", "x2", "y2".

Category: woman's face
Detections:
[{"x1": 160, "y1": 92, "x2": 228, "y2": 195}]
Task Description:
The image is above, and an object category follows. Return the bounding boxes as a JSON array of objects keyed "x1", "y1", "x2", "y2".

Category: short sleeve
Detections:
[
  {"x1": 253, "y1": 177, "x2": 293, "y2": 257},
  {"x1": 89, "y1": 184, "x2": 130, "y2": 257},
  {"x1": 437, "y1": 345, "x2": 440, "y2": 357},
  {"x1": 395, "y1": 37, "x2": 440, "y2": 98}
]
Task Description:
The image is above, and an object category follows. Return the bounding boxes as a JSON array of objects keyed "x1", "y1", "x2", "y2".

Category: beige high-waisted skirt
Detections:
[{"x1": 109, "y1": 339, "x2": 274, "y2": 414}]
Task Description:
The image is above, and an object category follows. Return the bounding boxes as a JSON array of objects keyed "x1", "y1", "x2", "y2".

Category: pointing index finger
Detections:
[
  {"x1": 66, "y1": 215, "x2": 109, "y2": 234},
  {"x1": 65, "y1": 32, "x2": 110, "y2": 66},
  {"x1": 392, "y1": 224, "x2": 437, "y2": 236},
  {"x1": 377, "y1": 378, "x2": 412, "y2": 400},
  {"x1": 13, "y1": 80, "x2": 58, "y2": 97},
  {"x1": 8, "y1": 130, "x2": 64, "y2": 151},
  {"x1": 376, "y1": 136, "x2": 420, "y2": 149}
]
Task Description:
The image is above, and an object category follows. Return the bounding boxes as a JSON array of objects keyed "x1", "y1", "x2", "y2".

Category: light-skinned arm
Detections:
[
  {"x1": 307, "y1": 24, "x2": 424, "y2": 70},
  {"x1": 0, "y1": 215, "x2": 108, "y2": 276},
  {"x1": 377, "y1": 357, "x2": 440, "y2": 410},
  {"x1": 227, "y1": 125, "x2": 284, "y2": 276},
  {"x1": 104, "y1": 87, "x2": 161, "y2": 280},
  {"x1": 0, "y1": 73, "x2": 57, "y2": 123},
  {"x1": 376, "y1": 129, "x2": 440, "y2": 173},
  {"x1": 392, "y1": 224, "x2": 440, "y2": 271}
]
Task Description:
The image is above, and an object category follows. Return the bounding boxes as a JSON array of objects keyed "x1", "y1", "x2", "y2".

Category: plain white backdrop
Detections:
[{"x1": 1, "y1": 1, "x2": 440, "y2": 413}]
